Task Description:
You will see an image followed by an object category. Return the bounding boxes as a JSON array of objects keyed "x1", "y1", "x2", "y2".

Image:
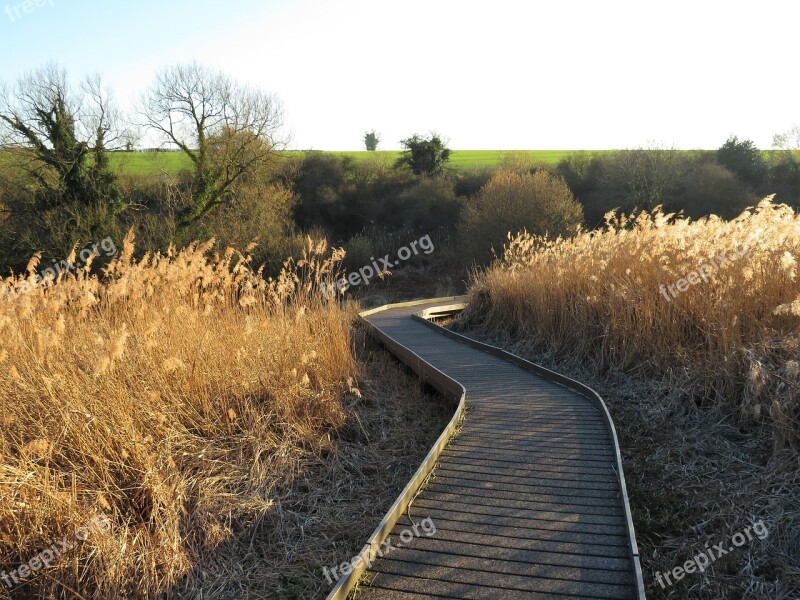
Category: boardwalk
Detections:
[{"x1": 329, "y1": 299, "x2": 644, "y2": 600}]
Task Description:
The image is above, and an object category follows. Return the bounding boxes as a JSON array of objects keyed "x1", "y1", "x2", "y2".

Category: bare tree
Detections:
[
  {"x1": 773, "y1": 126, "x2": 800, "y2": 151},
  {"x1": 597, "y1": 144, "x2": 687, "y2": 212},
  {"x1": 141, "y1": 62, "x2": 284, "y2": 226},
  {"x1": 0, "y1": 64, "x2": 122, "y2": 210}
]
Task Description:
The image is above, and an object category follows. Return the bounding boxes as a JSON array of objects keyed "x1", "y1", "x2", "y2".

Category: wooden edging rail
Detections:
[
  {"x1": 326, "y1": 297, "x2": 469, "y2": 600},
  {"x1": 326, "y1": 296, "x2": 645, "y2": 600}
]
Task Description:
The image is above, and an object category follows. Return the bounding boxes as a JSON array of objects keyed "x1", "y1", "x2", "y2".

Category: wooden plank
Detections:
[
  {"x1": 439, "y1": 449, "x2": 618, "y2": 474},
  {"x1": 370, "y1": 539, "x2": 635, "y2": 575},
  {"x1": 415, "y1": 486, "x2": 625, "y2": 517},
  {"x1": 425, "y1": 481, "x2": 624, "y2": 512},
  {"x1": 401, "y1": 504, "x2": 628, "y2": 536},
  {"x1": 431, "y1": 466, "x2": 620, "y2": 492},
  {"x1": 409, "y1": 499, "x2": 626, "y2": 528},
  {"x1": 367, "y1": 558, "x2": 635, "y2": 596},
  {"x1": 435, "y1": 457, "x2": 618, "y2": 481},
  {"x1": 426, "y1": 476, "x2": 622, "y2": 503},
  {"x1": 392, "y1": 514, "x2": 631, "y2": 547},
  {"x1": 444, "y1": 442, "x2": 616, "y2": 462},
  {"x1": 387, "y1": 522, "x2": 632, "y2": 558}
]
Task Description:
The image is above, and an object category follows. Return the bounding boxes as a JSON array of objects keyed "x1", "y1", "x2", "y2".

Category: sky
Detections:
[{"x1": 0, "y1": 0, "x2": 798, "y2": 151}]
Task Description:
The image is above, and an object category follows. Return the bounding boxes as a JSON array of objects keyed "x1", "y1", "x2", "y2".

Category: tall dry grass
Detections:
[
  {"x1": 464, "y1": 198, "x2": 800, "y2": 449},
  {"x1": 0, "y1": 233, "x2": 358, "y2": 597}
]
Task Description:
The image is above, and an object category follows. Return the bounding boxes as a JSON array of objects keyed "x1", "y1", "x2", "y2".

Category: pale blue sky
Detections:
[{"x1": 1, "y1": 0, "x2": 798, "y2": 150}]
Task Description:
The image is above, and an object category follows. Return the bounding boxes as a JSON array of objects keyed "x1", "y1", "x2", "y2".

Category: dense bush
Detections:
[
  {"x1": 768, "y1": 150, "x2": 800, "y2": 207},
  {"x1": 459, "y1": 170, "x2": 584, "y2": 265},
  {"x1": 183, "y1": 181, "x2": 299, "y2": 274},
  {"x1": 288, "y1": 152, "x2": 357, "y2": 235},
  {"x1": 594, "y1": 147, "x2": 688, "y2": 212},
  {"x1": 556, "y1": 148, "x2": 768, "y2": 226},
  {"x1": 453, "y1": 168, "x2": 494, "y2": 198},
  {"x1": 392, "y1": 177, "x2": 461, "y2": 236},
  {"x1": 717, "y1": 135, "x2": 769, "y2": 190},
  {"x1": 285, "y1": 152, "x2": 417, "y2": 241},
  {"x1": 0, "y1": 190, "x2": 124, "y2": 274},
  {"x1": 342, "y1": 233, "x2": 375, "y2": 271},
  {"x1": 397, "y1": 134, "x2": 451, "y2": 176},
  {"x1": 554, "y1": 148, "x2": 689, "y2": 227},
  {"x1": 670, "y1": 162, "x2": 758, "y2": 219}
]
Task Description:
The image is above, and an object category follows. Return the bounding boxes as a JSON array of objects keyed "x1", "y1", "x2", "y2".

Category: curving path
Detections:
[{"x1": 327, "y1": 298, "x2": 645, "y2": 600}]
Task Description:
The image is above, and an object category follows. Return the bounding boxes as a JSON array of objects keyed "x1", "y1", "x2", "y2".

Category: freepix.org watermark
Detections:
[
  {"x1": 323, "y1": 517, "x2": 436, "y2": 585},
  {"x1": 654, "y1": 519, "x2": 769, "y2": 589},
  {"x1": 320, "y1": 234, "x2": 434, "y2": 299},
  {"x1": 4, "y1": 0, "x2": 54, "y2": 23},
  {"x1": 658, "y1": 231, "x2": 766, "y2": 302},
  {"x1": 2, "y1": 237, "x2": 117, "y2": 302},
  {"x1": 1, "y1": 512, "x2": 111, "y2": 589}
]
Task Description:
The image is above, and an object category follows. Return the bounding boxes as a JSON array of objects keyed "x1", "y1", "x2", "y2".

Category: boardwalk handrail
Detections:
[{"x1": 327, "y1": 297, "x2": 645, "y2": 600}]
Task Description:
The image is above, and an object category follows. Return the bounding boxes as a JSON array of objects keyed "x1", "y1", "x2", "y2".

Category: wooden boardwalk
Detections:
[{"x1": 328, "y1": 299, "x2": 645, "y2": 600}]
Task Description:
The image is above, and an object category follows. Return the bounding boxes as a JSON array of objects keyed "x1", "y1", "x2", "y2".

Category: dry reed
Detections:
[
  {"x1": 464, "y1": 198, "x2": 800, "y2": 448},
  {"x1": 0, "y1": 233, "x2": 362, "y2": 597}
]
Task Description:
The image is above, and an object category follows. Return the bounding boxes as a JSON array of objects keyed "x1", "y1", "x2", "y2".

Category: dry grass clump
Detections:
[
  {"x1": 464, "y1": 198, "x2": 800, "y2": 448},
  {"x1": 0, "y1": 233, "x2": 358, "y2": 598}
]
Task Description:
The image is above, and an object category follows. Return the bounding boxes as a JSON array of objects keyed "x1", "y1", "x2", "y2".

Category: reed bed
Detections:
[
  {"x1": 464, "y1": 198, "x2": 800, "y2": 448},
  {"x1": 0, "y1": 234, "x2": 364, "y2": 597}
]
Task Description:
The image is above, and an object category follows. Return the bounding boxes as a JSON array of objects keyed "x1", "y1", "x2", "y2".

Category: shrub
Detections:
[
  {"x1": 343, "y1": 233, "x2": 375, "y2": 271},
  {"x1": 453, "y1": 168, "x2": 495, "y2": 198},
  {"x1": 393, "y1": 177, "x2": 461, "y2": 236},
  {"x1": 498, "y1": 151, "x2": 552, "y2": 175},
  {"x1": 0, "y1": 193, "x2": 124, "y2": 274},
  {"x1": 592, "y1": 147, "x2": 688, "y2": 213},
  {"x1": 555, "y1": 151, "x2": 605, "y2": 200},
  {"x1": 459, "y1": 170, "x2": 584, "y2": 265},
  {"x1": 717, "y1": 135, "x2": 768, "y2": 190},
  {"x1": 768, "y1": 151, "x2": 800, "y2": 207},
  {"x1": 671, "y1": 162, "x2": 758, "y2": 219},
  {"x1": 184, "y1": 182, "x2": 298, "y2": 274},
  {"x1": 289, "y1": 152, "x2": 355, "y2": 234}
]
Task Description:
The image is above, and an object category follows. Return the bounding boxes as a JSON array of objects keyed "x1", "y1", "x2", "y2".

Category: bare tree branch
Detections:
[{"x1": 140, "y1": 62, "x2": 284, "y2": 226}]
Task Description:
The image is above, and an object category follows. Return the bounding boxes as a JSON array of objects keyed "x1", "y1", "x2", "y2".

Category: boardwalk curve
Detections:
[{"x1": 327, "y1": 297, "x2": 645, "y2": 600}]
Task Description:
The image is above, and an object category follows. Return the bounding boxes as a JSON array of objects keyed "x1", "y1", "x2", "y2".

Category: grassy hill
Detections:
[{"x1": 107, "y1": 149, "x2": 606, "y2": 176}]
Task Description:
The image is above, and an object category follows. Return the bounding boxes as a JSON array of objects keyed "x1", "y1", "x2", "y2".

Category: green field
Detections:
[
  {"x1": 108, "y1": 149, "x2": 604, "y2": 176},
  {"x1": 109, "y1": 151, "x2": 192, "y2": 176},
  {"x1": 23, "y1": 148, "x2": 799, "y2": 178},
  {"x1": 329, "y1": 150, "x2": 598, "y2": 169}
]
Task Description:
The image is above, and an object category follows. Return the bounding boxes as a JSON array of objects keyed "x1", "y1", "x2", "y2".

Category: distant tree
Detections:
[
  {"x1": 0, "y1": 64, "x2": 123, "y2": 212},
  {"x1": 141, "y1": 62, "x2": 284, "y2": 227},
  {"x1": 769, "y1": 126, "x2": 800, "y2": 205},
  {"x1": 364, "y1": 129, "x2": 380, "y2": 151},
  {"x1": 772, "y1": 126, "x2": 800, "y2": 152},
  {"x1": 596, "y1": 146, "x2": 687, "y2": 210},
  {"x1": 121, "y1": 129, "x2": 139, "y2": 152},
  {"x1": 397, "y1": 133, "x2": 451, "y2": 176},
  {"x1": 716, "y1": 135, "x2": 768, "y2": 189}
]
